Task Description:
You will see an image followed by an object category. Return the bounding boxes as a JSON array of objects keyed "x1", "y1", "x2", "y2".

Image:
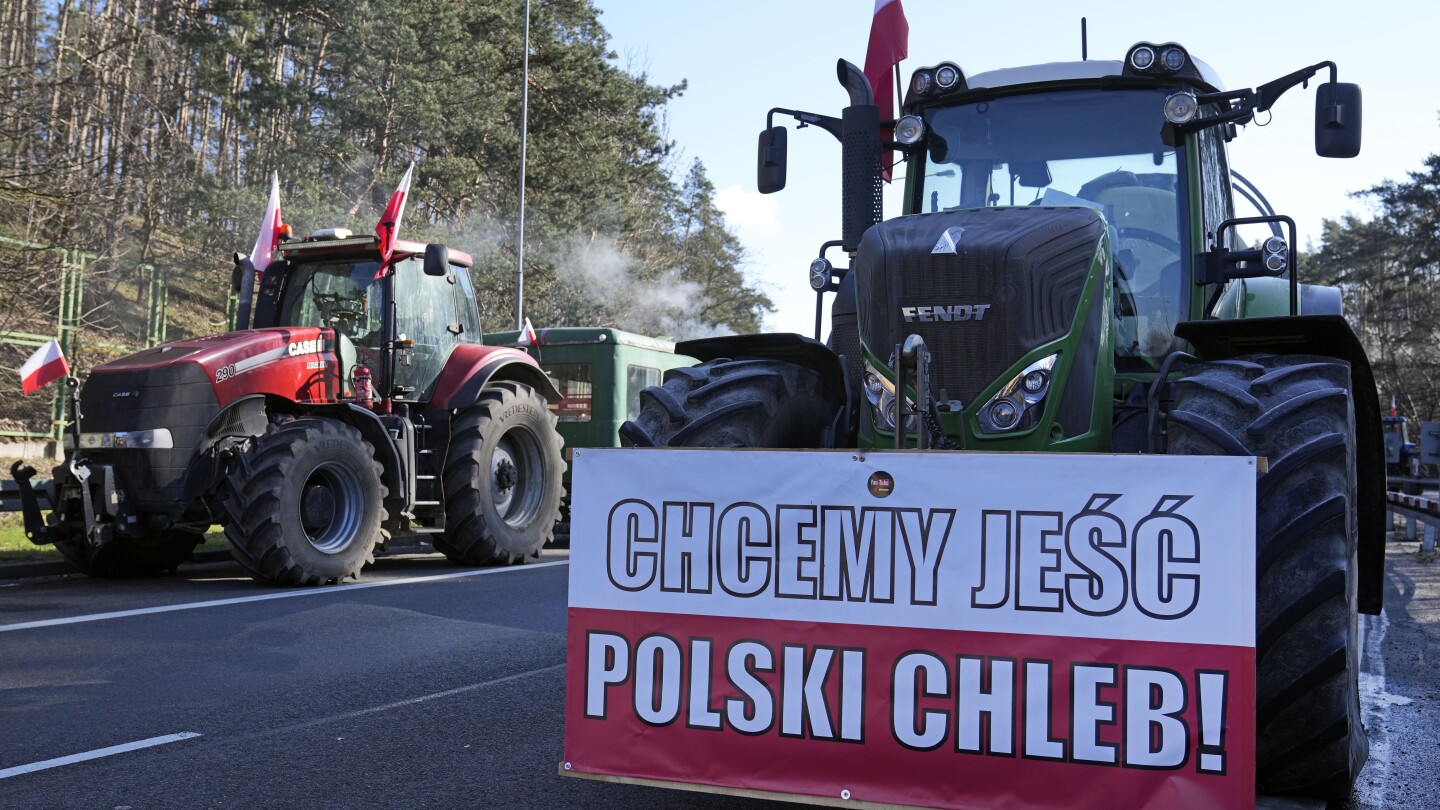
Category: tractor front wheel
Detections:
[
  {"x1": 433, "y1": 381, "x2": 564, "y2": 565},
  {"x1": 1167, "y1": 354, "x2": 1366, "y2": 798},
  {"x1": 619, "y1": 358, "x2": 833, "y2": 448},
  {"x1": 221, "y1": 417, "x2": 386, "y2": 585}
]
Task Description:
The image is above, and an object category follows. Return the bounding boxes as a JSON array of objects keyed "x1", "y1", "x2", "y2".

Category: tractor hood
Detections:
[
  {"x1": 855, "y1": 206, "x2": 1107, "y2": 408},
  {"x1": 88, "y1": 327, "x2": 348, "y2": 408}
]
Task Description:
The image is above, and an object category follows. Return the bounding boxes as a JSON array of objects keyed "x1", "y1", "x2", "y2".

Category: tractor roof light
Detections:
[
  {"x1": 935, "y1": 63, "x2": 963, "y2": 89},
  {"x1": 908, "y1": 63, "x2": 967, "y2": 101},
  {"x1": 1164, "y1": 91, "x2": 1199, "y2": 124},
  {"x1": 1129, "y1": 45, "x2": 1156, "y2": 71},
  {"x1": 911, "y1": 70, "x2": 933, "y2": 96},
  {"x1": 809, "y1": 257, "x2": 832, "y2": 291},
  {"x1": 1263, "y1": 236, "x2": 1287, "y2": 254},
  {"x1": 895, "y1": 115, "x2": 926, "y2": 145},
  {"x1": 1124, "y1": 42, "x2": 1192, "y2": 77},
  {"x1": 1160, "y1": 47, "x2": 1187, "y2": 72}
]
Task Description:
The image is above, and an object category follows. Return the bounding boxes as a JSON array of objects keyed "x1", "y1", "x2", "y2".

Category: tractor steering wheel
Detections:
[{"x1": 312, "y1": 291, "x2": 367, "y2": 338}]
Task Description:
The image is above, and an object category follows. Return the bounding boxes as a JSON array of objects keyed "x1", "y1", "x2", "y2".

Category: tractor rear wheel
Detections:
[
  {"x1": 619, "y1": 358, "x2": 833, "y2": 448},
  {"x1": 52, "y1": 522, "x2": 201, "y2": 578},
  {"x1": 433, "y1": 381, "x2": 564, "y2": 565},
  {"x1": 1166, "y1": 354, "x2": 1366, "y2": 798},
  {"x1": 221, "y1": 417, "x2": 386, "y2": 585}
]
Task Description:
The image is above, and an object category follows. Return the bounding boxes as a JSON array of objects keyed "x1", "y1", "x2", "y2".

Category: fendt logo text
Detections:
[{"x1": 901, "y1": 304, "x2": 992, "y2": 323}]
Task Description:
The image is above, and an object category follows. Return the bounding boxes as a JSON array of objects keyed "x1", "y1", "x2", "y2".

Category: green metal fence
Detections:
[{"x1": 0, "y1": 236, "x2": 202, "y2": 442}]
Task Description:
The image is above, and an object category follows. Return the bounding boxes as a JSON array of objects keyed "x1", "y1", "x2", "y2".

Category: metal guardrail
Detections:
[
  {"x1": 0, "y1": 479, "x2": 51, "y2": 513},
  {"x1": 1386, "y1": 490, "x2": 1440, "y2": 553}
]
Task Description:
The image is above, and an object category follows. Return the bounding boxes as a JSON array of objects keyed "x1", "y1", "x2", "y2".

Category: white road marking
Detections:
[
  {"x1": 0, "y1": 560, "x2": 569, "y2": 634},
  {"x1": 0, "y1": 732, "x2": 201, "y2": 780},
  {"x1": 1354, "y1": 609, "x2": 1394, "y2": 809},
  {"x1": 232, "y1": 663, "x2": 567, "y2": 744}
]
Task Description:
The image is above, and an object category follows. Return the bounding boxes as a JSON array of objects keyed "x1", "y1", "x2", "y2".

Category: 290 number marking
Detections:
[{"x1": 215, "y1": 364, "x2": 237, "y2": 383}]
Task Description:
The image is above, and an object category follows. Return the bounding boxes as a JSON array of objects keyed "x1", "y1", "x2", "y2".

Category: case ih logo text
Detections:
[
  {"x1": 287, "y1": 339, "x2": 323, "y2": 356},
  {"x1": 902, "y1": 304, "x2": 992, "y2": 323}
]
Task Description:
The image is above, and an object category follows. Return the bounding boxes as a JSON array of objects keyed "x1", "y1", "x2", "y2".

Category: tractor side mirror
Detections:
[
  {"x1": 423, "y1": 243, "x2": 450, "y2": 277},
  {"x1": 231, "y1": 252, "x2": 247, "y2": 291},
  {"x1": 757, "y1": 126, "x2": 788, "y2": 194},
  {"x1": 1315, "y1": 82, "x2": 1362, "y2": 158}
]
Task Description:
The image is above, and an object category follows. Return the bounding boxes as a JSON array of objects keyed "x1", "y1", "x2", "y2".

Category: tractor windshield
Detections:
[
  {"x1": 914, "y1": 87, "x2": 1187, "y2": 369},
  {"x1": 277, "y1": 259, "x2": 385, "y2": 348}
]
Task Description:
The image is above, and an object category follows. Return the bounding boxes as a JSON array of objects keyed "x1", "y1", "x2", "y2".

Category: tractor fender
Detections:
[
  {"x1": 429, "y1": 343, "x2": 561, "y2": 410},
  {"x1": 324, "y1": 403, "x2": 406, "y2": 512},
  {"x1": 677, "y1": 332, "x2": 850, "y2": 412},
  {"x1": 1175, "y1": 315, "x2": 1386, "y2": 614},
  {"x1": 202, "y1": 396, "x2": 406, "y2": 514}
]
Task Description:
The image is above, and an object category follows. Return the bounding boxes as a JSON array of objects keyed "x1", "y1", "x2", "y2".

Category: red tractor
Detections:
[{"x1": 12, "y1": 227, "x2": 566, "y2": 585}]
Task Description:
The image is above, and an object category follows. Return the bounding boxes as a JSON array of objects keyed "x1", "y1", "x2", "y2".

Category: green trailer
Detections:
[{"x1": 483, "y1": 327, "x2": 694, "y2": 483}]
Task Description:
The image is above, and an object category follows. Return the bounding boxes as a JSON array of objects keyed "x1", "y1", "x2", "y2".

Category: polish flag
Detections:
[
  {"x1": 517, "y1": 317, "x2": 540, "y2": 347},
  {"x1": 19, "y1": 339, "x2": 69, "y2": 396},
  {"x1": 864, "y1": 0, "x2": 909, "y2": 182},
  {"x1": 375, "y1": 161, "x2": 415, "y2": 267},
  {"x1": 249, "y1": 171, "x2": 284, "y2": 273}
]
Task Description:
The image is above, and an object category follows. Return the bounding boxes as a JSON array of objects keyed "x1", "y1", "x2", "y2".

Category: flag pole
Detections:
[{"x1": 514, "y1": 0, "x2": 531, "y2": 331}]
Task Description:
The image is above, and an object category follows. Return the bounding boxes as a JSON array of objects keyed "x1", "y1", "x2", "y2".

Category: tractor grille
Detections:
[
  {"x1": 78, "y1": 361, "x2": 218, "y2": 510},
  {"x1": 855, "y1": 207, "x2": 1104, "y2": 404}
]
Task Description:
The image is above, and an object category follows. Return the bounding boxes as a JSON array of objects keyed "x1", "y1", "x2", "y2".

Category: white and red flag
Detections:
[
  {"x1": 375, "y1": 161, "x2": 415, "y2": 268},
  {"x1": 517, "y1": 317, "x2": 540, "y2": 347},
  {"x1": 249, "y1": 171, "x2": 284, "y2": 273},
  {"x1": 864, "y1": 0, "x2": 909, "y2": 182},
  {"x1": 19, "y1": 339, "x2": 69, "y2": 396}
]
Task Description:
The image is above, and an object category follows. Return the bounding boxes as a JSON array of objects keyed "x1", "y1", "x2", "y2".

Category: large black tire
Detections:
[
  {"x1": 433, "y1": 381, "x2": 564, "y2": 565},
  {"x1": 220, "y1": 417, "x2": 386, "y2": 585},
  {"x1": 1166, "y1": 354, "x2": 1366, "y2": 798},
  {"x1": 619, "y1": 358, "x2": 834, "y2": 448},
  {"x1": 52, "y1": 521, "x2": 201, "y2": 578}
]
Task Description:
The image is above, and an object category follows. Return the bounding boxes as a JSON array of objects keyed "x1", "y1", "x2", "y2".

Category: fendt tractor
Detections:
[
  {"x1": 12, "y1": 226, "x2": 566, "y2": 586},
  {"x1": 621, "y1": 45, "x2": 1378, "y2": 797}
]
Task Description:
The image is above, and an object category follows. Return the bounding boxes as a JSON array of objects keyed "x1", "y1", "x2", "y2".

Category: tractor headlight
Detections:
[
  {"x1": 935, "y1": 64, "x2": 962, "y2": 89},
  {"x1": 978, "y1": 354, "x2": 1058, "y2": 434},
  {"x1": 809, "y1": 257, "x2": 832, "y2": 291},
  {"x1": 78, "y1": 428, "x2": 174, "y2": 450},
  {"x1": 1164, "y1": 91, "x2": 1198, "y2": 124},
  {"x1": 1022, "y1": 369, "x2": 1049, "y2": 396},
  {"x1": 1262, "y1": 236, "x2": 1288, "y2": 274},
  {"x1": 911, "y1": 70, "x2": 933, "y2": 96},
  {"x1": 988, "y1": 398, "x2": 1020, "y2": 429},
  {"x1": 863, "y1": 360, "x2": 916, "y2": 433},
  {"x1": 895, "y1": 115, "x2": 926, "y2": 145}
]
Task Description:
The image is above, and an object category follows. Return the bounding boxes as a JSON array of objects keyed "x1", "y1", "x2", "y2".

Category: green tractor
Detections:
[{"x1": 621, "y1": 44, "x2": 1380, "y2": 798}]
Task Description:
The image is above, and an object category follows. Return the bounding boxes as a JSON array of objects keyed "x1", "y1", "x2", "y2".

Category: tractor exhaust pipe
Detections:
[{"x1": 837, "y1": 60, "x2": 882, "y2": 254}]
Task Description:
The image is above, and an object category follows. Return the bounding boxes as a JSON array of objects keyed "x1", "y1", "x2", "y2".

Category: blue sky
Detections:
[{"x1": 597, "y1": 0, "x2": 1438, "y2": 336}]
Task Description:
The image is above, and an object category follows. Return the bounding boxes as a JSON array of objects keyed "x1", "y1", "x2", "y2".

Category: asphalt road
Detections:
[
  {"x1": 0, "y1": 551, "x2": 770, "y2": 809},
  {"x1": 0, "y1": 539, "x2": 1436, "y2": 810}
]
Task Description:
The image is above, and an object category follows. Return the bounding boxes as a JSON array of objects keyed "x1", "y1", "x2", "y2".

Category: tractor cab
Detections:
[
  {"x1": 251, "y1": 229, "x2": 482, "y2": 405},
  {"x1": 895, "y1": 44, "x2": 1360, "y2": 378}
]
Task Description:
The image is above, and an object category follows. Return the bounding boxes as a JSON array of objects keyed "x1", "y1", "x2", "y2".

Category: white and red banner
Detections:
[
  {"x1": 18, "y1": 339, "x2": 69, "y2": 395},
  {"x1": 564, "y1": 449, "x2": 1256, "y2": 809}
]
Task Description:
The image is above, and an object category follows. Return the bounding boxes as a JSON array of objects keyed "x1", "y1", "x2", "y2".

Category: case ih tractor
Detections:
[
  {"x1": 12, "y1": 228, "x2": 565, "y2": 585},
  {"x1": 622, "y1": 46, "x2": 1379, "y2": 798}
]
